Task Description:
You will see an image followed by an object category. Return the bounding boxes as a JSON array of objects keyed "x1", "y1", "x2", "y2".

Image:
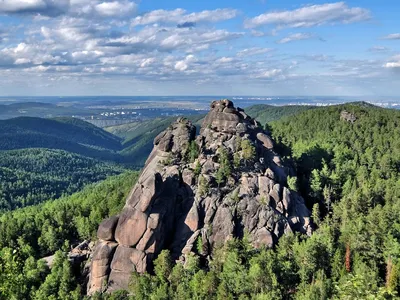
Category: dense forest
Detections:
[
  {"x1": 94, "y1": 103, "x2": 400, "y2": 299},
  {"x1": 0, "y1": 103, "x2": 399, "y2": 299},
  {"x1": 0, "y1": 148, "x2": 126, "y2": 211},
  {"x1": 245, "y1": 104, "x2": 315, "y2": 125},
  {"x1": 0, "y1": 171, "x2": 139, "y2": 300},
  {"x1": 0, "y1": 117, "x2": 123, "y2": 161}
]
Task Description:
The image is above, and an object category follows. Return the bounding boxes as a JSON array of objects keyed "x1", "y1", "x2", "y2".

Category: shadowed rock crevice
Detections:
[{"x1": 87, "y1": 99, "x2": 313, "y2": 295}]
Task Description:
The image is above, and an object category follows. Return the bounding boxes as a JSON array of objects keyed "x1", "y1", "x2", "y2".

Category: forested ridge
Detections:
[
  {"x1": 0, "y1": 172, "x2": 139, "y2": 300},
  {"x1": 0, "y1": 148, "x2": 127, "y2": 211},
  {"x1": 0, "y1": 103, "x2": 399, "y2": 299},
  {"x1": 0, "y1": 117, "x2": 123, "y2": 162},
  {"x1": 245, "y1": 104, "x2": 315, "y2": 125}
]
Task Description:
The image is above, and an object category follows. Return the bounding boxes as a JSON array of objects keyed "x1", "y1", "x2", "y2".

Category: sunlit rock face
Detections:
[{"x1": 87, "y1": 100, "x2": 312, "y2": 295}]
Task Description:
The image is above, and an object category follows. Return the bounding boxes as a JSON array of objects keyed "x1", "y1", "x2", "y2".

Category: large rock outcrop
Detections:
[{"x1": 87, "y1": 99, "x2": 312, "y2": 294}]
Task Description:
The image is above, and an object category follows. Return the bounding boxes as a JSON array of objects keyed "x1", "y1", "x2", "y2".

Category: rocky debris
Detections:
[
  {"x1": 340, "y1": 110, "x2": 357, "y2": 123},
  {"x1": 87, "y1": 99, "x2": 313, "y2": 295},
  {"x1": 43, "y1": 240, "x2": 94, "y2": 269}
]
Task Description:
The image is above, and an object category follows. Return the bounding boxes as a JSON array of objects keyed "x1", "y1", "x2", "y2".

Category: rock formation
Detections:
[
  {"x1": 340, "y1": 110, "x2": 357, "y2": 123},
  {"x1": 87, "y1": 99, "x2": 312, "y2": 294}
]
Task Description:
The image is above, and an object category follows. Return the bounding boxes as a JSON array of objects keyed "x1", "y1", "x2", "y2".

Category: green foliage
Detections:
[
  {"x1": 196, "y1": 236, "x2": 204, "y2": 254},
  {"x1": 186, "y1": 141, "x2": 200, "y2": 163},
  {"x1": 128, "y1": 239, "x2": 288, "y2": 300},
  {"x1": 240, "y1": 140, "x2": 256, "y2": 163},
  {"x1": 245, "y1": 104, "x2": 315, "y2": 125},
  {"x1": 1, "y1": 103, "x2": 399, "y2": 299},
  {"x1": 0, "y1": 148, "x2": 126, "y2": 211},
  {"x1": 33, "y1": 251, "x2": 80, "y2": 300},
  {"x1": 0, "y1": 117, "x2": 123, "y2": 161},
  {"x1": 215, "y1": 147, "x2": 233, "y2": 187},
  {"x1": 0, "y1": 172, "x2": 138, "y2": 299},
  {"x1": 198, "y1": 175, "x2": 210, "y2": 197},
  {"x1": 233, "y1": 152, "x2": 241, "y2": 168},
  {"x1": 0, "y1": 171, "x2": 138, "y2": 258},
  {"x1": 231, "y1": 189, "x2": 240, "y2": 204},
  {"x1": 154, "y1": 250, "x2": 173, "y2": 284},
  {"x1": 287, "y1": 175, "x2": 298, "y2": 192},
  {"x1": 194, "y1": 160, "x2": 202, "y2": 176}
]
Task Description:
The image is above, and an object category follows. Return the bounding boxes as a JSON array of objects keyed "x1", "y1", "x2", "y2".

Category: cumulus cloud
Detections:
[
  {"x1": 94, "y1": 1, "x2": 136, "y2": 17},
  {"x1": 105, "y1": 27, "x2": 244, "y2": 54},
  {"x1": 382, "y1": 33, "x2": 400, "y2": 40},
  {"x1": 277, "y1": 33, "x2": 319, "y2": 44},
  {"x1": 385, "y1": 55, "x2": 400, "y2": 68},
  {"x1": 174, "y1": 55, "x2": 197, "y2": 71},
  {"x1": 0, "y1": 0, "x2": 138, "y2": 18},
  {"x1": 0, "y1": 0, "x2": 70, "y2": 16},
  {"x1": 131, "y1": 8, "x2": 238, "y2": 26},
  {"x1": 245, "y1": 2, "x2": 370, "y2": 29}
]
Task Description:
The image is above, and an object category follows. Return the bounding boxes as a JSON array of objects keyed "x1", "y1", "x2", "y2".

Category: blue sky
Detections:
[{"x1": 0, "y1": 0, "x2": 399, "y2": 96}]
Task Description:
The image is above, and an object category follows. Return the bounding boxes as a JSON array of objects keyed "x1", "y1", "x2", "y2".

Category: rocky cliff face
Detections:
[{"x1": 87, "y1": 99, "x2": 312, "y2": 294}]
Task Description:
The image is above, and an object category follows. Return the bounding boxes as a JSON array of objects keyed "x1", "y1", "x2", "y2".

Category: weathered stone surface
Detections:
[
  {"x1": 184, "y1": 203, "x2": 200, "y2": 232},
  {"x1": 87, "y1": 241, "x2": 118, "y2": 294},
  {"x1": 97, "y1": 216, "x2": 119, "y2": 241},
  {"x1": 253, "y1": 228, "x2": 273, "y2": 248},
  {"x1": 88, "y1": 101, "x2": 313, "y2": 295},
  {"x1": 211, "y1": 206, "x2": 234, "y2": 246},
  {"x1": 257, "y1": 132, "x2": 274, "y2": 149},
  {"x1": 340, "y1": 110, "x2": 357, "y2": 123},
  {"x1": 115, "y1": 208, "x2": 148, "y2": 247}
]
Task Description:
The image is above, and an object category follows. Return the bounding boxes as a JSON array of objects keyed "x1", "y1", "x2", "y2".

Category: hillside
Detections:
[
  {"x1": 0, "y1": 148, "x2": 127, "y2": 211},
  {"x1": 266, "y1": 102, "x2": 400, "y2": 298},
  {"x1": 0, "y1": 102, "x2": 88, "y2": 119},
  {"x1": 0, "y1": 171, "x2": 139, "y2": 299},
  {"x1": 0, "y1": 117, "x2": 123, "y2": 161},
  {"x1": 0, "y1": 117, "x2": 129, "y2": 212},
  {"x1": 245, "y1": 104, "x2": 316, "y2": 125}
]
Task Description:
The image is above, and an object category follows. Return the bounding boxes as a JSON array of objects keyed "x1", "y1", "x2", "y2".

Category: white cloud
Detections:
[
  {"x1": 277, "y1": 33, "x2": 316, "y2": 44},
  {"x1": 385, "y1": 62, "x2": 400, "y2": 68},
  {"x1": 385, "y1": 55, "x2": 400, "y2": 68},
  {"x1": 369, "y1": 46, "x2": 389, "y2": 52},
  {"x1": 382, "y1": 33, "x2": 400, "y2": 40},
  {"x1": 245, "y1": 2, "x2": 370, "y2": 29},
  {"x1": 0, "y1": 0, "x2": 69, "y2": 16},
  {"x1": 255, "y1": 69, "x2": 283, "y2": 79},
  {"x1": 131, "y1": 8, "x2": 238, "y2": 27},
  {"x1": 174, "y1": 55, "x2": 196, "y2": 71},
  {"x1": 216, "y1": 57, "x2": 234, "y2": 63},
  {"x1": 237, "y1": 47, "x2": 273, "y2": 57},
  {"x1": 95, "y1": 1, "x2": 136, "y2": 17},
  {"x1": 0, "y1": 0, "x2": 138, "y2": 18}
]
